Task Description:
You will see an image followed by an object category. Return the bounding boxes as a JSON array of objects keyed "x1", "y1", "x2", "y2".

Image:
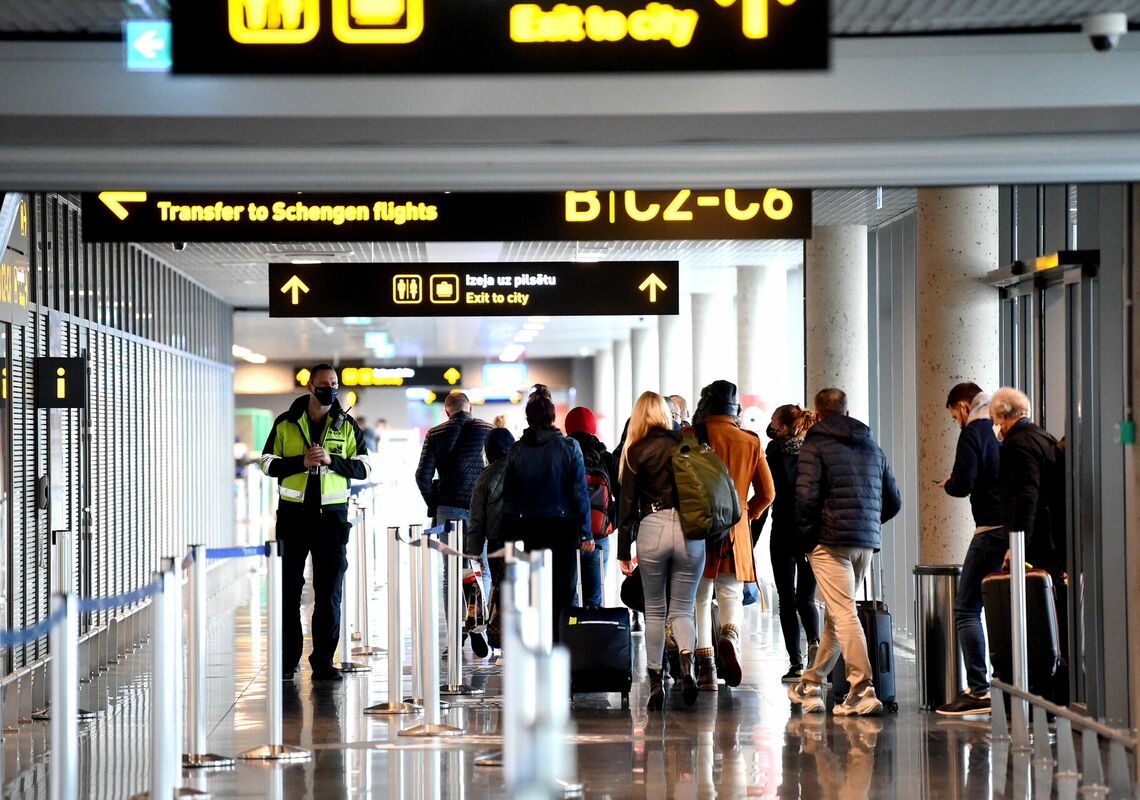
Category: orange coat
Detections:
[{"x1": 688, "y1": 416, "x2": 776, "y2": 582}]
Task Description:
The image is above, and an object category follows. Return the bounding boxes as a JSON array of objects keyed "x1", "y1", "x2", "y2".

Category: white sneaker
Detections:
[
  {"x1": 787, "y1": 682, "x2": 825, "y2": 714},
  {"x1": 833, "y1": 688, "x2": 884, "y2": 717}
]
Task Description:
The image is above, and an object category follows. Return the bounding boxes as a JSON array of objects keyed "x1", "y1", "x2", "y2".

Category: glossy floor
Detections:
[{"x1": 1, "y1": 564, "x2": 1070, "y2": 799}]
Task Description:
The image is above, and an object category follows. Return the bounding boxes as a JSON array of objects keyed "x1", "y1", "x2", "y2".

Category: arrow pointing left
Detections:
[
  {"x1": 98, "y1": 191, "x2": 148, "y2": 221},
  {"x1": 281, "y1": 275, "x2": 310, "y2": 305},
  {"x1": 133, "y1": 28, "x2": 165, "y2": 59}
]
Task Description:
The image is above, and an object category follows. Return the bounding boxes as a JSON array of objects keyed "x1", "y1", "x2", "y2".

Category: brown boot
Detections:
[
  {"x1": 679, "y1": 651, "x2": 699, "y2": 706},
  {"x1": 647, "y1": 668, "x2": 665, "y2": 712},
  {"x1": 696, "y1": 648, "x2": 718, "y2": 691},
  {"x1": 717, "y1": 624, "x2": 743, "y2": 687}
]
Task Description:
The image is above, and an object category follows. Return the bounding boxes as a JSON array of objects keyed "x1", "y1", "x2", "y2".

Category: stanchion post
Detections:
[
  {"x1": 184, "y1": 545, "x2": 235, "y2": 769},
  {"x1": 240, "y1": 540, "x2": 311, "y2": 762},
  {"x1": 338, "y1": 512, "x2": 369, "y2": 673},
  {"x1": 441, "y1": 520, "x2": 482, "y2": 697},
  {"x1": 530, "y1": 549, "x2": 553, "y2": 654},
  {"x1": 399, "y1": 535, "x2": 463, "y2": 738},
  {"x1": 352, "y1": 506, "x2": 381, "y2": 657},
  {"x1": 49, "y1": 592, "x2": 77, "y2": 800},
  {"x1": 149, "y1": 565, "x2": 176, "y2": 800},
  {"x1": 1008, "y1": 530, "x2": 1031, "y2": 752},
  {"x1": 365, "y1": 527, "x2": 420, "y2": 715}
]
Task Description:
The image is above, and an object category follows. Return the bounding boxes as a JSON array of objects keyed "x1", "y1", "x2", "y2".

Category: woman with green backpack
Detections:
[{"x1": 617, "y1": 391, "x2": 704, "y2": 711}]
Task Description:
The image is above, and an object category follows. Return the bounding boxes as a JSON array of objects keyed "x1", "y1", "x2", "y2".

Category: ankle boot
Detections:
[
  {"x1": 696, "y1": 650, "x2": 718, "y2": 691},
  {"x1": 665, "y1": 645, "x2": 683, "y2": 682},
  {"x1": 647, "y1": 669, "x2": 665, "y2": 711},
  {"x1": 679, "y1": 651, "x2": 699, "y2": 706},
  {"x1": 717, "y1": 624, "x2": 743, "y2": 687}
]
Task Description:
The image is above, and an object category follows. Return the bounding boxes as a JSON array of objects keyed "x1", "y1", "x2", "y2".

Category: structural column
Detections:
[
  {"x1": 630, "y1": 326, "x2": 660, "y2": 397},
  {"x1": 805, "y1": 226, "x2": 869, "y2": 421},
  {"x1": 658, "y1": 293, "x2": 693, "y2": 411},
  {"x1": 613, "y1": 337, "x2": 632, "y2": 435},
  {"x1": 916, "y1": 187, "x2": 1000, "y2": 564},
  {"x1": 691, "y1": 292, "x2": 735, "y2": 407},
  {"x1": 592, "y1": 345, "x2": 616, "y2": 447},
  {"x1": 737, "y1": 264, "x2": 789, "y2": 414}
]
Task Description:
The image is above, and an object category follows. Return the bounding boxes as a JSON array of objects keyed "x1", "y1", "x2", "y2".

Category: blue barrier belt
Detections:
[{"x1": 205, "y1": 544, "x2": 269, "y2": 560}]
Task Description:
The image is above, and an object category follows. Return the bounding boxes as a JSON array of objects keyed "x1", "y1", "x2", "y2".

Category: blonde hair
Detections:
[{"x1": 620, "y1": 391, "x2": 672, "y2": 478}]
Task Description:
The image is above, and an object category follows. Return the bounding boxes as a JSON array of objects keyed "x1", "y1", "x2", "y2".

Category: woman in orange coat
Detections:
[{"x1": 688, "y1": 380, "x2": 776, "y2": 689}]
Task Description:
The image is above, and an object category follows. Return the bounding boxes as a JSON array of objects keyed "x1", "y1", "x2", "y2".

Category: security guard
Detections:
[{"x1": 260, "y1": 364, "x2": 371, "y2": 681}]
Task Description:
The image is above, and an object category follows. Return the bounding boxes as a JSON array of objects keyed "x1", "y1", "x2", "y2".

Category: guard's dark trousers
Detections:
[{"x1": 276, "y1": 505, "x2": 351, "y2": 671}]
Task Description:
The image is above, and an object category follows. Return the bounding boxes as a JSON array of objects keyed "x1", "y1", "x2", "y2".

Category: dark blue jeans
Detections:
[
  {"x1": 579, "y1": 534, "x2": 610, "y2": 607},
  {"x1": 955, "y1": 528, "x2": 1009, "y2": 694}
]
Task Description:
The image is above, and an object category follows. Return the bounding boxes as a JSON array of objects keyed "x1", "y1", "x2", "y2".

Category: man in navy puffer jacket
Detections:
[{"x1": 788, "y1": 388, "x2": 901, "y2": 717}]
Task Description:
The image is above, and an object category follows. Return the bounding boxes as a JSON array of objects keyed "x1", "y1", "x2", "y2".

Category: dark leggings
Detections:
[{"x1": 770, "y1": 538, "x2": 820, "y2": 663}]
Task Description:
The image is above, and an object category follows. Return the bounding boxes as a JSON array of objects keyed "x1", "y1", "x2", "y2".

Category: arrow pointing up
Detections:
[
  {"x1": 444, "y1": 367, "x2": 461, "y2": 385},
  {"x1": 98, "y1": 191, "x2": 148, "y2": 220},
  {"x1": 281, "y1": 275, "x2": 310, "y2": 305},
  {"x1": 638, "y1": 273, "x2": 668, "y2": 303}
]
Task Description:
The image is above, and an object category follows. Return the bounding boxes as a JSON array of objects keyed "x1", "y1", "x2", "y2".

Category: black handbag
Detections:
[{"x1": 620, "y1": 566, "x2": 645, "y2": 613}]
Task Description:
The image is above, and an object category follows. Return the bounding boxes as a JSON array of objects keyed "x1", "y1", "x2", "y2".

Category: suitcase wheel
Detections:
[
  {"x1": 621, "y1": 692, "x2": 629, "y2": 710},
  {"x1": 886, "y1": 701, "x2": 898, "y2": 714}
]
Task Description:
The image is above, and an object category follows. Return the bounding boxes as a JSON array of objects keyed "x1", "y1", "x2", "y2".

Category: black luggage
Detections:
[
  {"x1": 981, "y1": 568, "x2": 1062, "y2": 700},
  {"x1": 828, "y1": 554, "x2": 898, "y2": 713},
  {"x1": 559, "y1": 552, "x2": 632, "y2": 706}
]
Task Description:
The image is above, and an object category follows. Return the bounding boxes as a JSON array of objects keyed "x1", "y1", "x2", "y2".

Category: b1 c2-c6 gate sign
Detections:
[
  {"x1": 80, "y1": 189, "x2": 811, "y2": 242},
  {"x1": 268, "y1": 261, "x2": 680, "y2": 317},
  {"x1": 172, "y1": 0, "x2": 827, "y2": 74}
]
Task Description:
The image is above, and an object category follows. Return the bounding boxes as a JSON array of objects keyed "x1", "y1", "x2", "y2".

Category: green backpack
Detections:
[{"x1": 672, "y1": 425, "x2": 742, "y2": 542}]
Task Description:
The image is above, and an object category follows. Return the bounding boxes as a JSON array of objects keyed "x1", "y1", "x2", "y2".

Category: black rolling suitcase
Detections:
[
  {"x1": 981, "y1": 568, "x2": 1062, "y2": 701},
  {"x1": 559, "y1": 552, "x2": 632, "y2": 707},
  {"x1": 829, "y1": 555, "x2": 898, "y2": 713}
]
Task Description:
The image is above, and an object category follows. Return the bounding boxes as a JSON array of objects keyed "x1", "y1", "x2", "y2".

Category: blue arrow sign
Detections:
[{"x1": 123, "y1": 21, "x2": 172, "y2": 72}]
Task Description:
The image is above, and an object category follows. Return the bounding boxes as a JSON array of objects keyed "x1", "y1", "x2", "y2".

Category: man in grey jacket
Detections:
[{"x1": 788, "y1": 388, "x2": 901, "y2": 716}]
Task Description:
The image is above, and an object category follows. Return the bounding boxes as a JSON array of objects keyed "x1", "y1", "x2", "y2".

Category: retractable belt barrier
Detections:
[{"x1": 365, "y1": 525, "x2": 421, "y2": 716}]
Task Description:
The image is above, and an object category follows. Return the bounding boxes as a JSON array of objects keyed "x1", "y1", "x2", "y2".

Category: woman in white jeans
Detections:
[{"x1": 617, "y1": 392, "x2": 705, "y2": 711}]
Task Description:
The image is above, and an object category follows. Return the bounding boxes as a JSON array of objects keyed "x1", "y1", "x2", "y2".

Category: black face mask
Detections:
[
  {"x1": 765, "y1": 424, "x2": 779, "y2": 440},
  {"x1": 312, "y1": 386, "x2": 338, "y2": 406}
]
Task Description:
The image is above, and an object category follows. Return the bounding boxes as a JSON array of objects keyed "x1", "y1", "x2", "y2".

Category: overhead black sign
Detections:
[
  {"x1": 36, "y1": 358, "x2": 87, "y2": 410},
  {"x1": 172, "y1": 0, "x2": 827, "y2": 74},
  {"x1": 80, "y1": 189, "x2": 811, "y2": 243},
  {"x1": 292, "y1": 364, "x2": 463, "y2": 387},
  {"x1": 269, "y1": 261, "x2": 679, "y2": 317}
]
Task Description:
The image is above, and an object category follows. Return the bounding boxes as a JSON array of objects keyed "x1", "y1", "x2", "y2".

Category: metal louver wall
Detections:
[{"x1": 5, "y1": 193, "x2": 234, "y2": 671}]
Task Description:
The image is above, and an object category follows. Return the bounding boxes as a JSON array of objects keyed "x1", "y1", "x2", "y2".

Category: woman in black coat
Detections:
[{"x1": 766, "y1": 404, "x2": 820, "y2": 682}]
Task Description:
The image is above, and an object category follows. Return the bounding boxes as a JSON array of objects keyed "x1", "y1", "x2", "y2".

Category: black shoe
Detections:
[
  {"x1": 665, "y1": 647, "x2": 683, "y2": 682},
  {"x1": 470, "y1": 630, "x2": 489, "y2": 659},
  {"x1": 935, "y1": 691, "x2": 991, "y2": 717},
  {"x1": 647, "y1": 669, "x2": 665, "y2": 712},
  {"x1": 283, "y1": 664, "x2": 299, "y2": 680},
  {"x1": 311, "y1": 665, "x2": 344, "y2": 682},
  {"x1": 781, "y1": 664, "x2": 803, "y2": 684},
  {"x1": 679, "y1": 652, "x2": 699, "y2": 707}
]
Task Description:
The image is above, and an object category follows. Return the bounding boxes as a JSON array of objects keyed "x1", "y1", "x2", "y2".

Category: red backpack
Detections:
[{"x1": 585, "y1": 468, "x2": 613, "y2": 537}]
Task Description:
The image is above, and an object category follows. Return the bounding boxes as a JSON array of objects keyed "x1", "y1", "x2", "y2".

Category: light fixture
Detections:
[
  {"x1": 578, "y1": 347, "x2": 591, "y2": 357},
  {"x1": 290, "y1": 258, "x2": 322, "y2": 265},
  {"x1": 514, "y1": 331, "x2": 537, "y2": 342},
  {"x1": 574, "y1": 251, "x2": 607, "y2": 263},
  {"x1": 231, "y1": 344, "x2": 268, "y2": 364},
  {"x1": 523, "y1": 322, "x2": 544, "y2": 331},
  {"x1": 527, "y1": 316, "x2": 552, "y2": 324},
  {"x1": 499, "y1": 344, "x2": 526, "y2": 362},
  {"x1": 343, "y1": 317, "x2": 373, "y2": 325}
]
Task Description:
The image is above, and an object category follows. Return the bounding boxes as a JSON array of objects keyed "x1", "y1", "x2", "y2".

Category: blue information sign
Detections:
[{"x1": 124, "y1": 21, "x2": 173, "y2": 72}]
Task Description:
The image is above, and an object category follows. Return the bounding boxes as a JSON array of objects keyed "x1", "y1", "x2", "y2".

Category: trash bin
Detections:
[{"x1": 913, "y1": 565, "x2": 966, "y2": 710}]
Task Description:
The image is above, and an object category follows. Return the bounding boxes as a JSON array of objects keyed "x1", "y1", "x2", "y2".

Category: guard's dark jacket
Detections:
[
  {"x1": 415, "y1": 411, "x2": 494, "y2": 512},
  {"x1": 795, "y1": 415, "x2": 902, "y2": 551}
]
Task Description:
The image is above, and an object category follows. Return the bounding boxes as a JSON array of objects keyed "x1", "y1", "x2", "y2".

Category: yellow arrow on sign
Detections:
[
  {"x1": 98, "y1": 191, "x2": 148, "y2": 220},
  {"x1": 281, "y1": 275, "x2": 310, "y2": 305},
  {"x1": 444, "y1": 367, "x2": 461, "y2": 385},
  {"x1": 638, "y1": 273, "x2": 668, "y2": 303}
]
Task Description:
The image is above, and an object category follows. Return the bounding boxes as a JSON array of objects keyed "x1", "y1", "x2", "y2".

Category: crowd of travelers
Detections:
[{"x1": 265, "y1": 372, "x2": 1063, "y2": 716}]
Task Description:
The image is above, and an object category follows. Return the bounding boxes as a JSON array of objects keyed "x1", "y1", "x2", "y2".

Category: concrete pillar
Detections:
[
  {"x1": 630, "y1": 325, "x2": 660, "y2": 397},
  {"x1": 592, "y1": 345, "x2": 616, "y2": 448},
  {"x1": 916, "y1": 187, "x2": 1000, "y2": 564},
  {"x1": 805, "y1": 225, "x2": 869, "y2": 421},
  {"x1": 613, "y1": 337, "x2": 632, "y2": 435},
  {"x1": 691, "y1": 292, "x2": 735, "y2": 406},
  {"x1": 658, "y1": 293, "x2": 693, "y2": 409},
  {"x1": 737, "y1": 264, "x2": 789, "y2": 414}
]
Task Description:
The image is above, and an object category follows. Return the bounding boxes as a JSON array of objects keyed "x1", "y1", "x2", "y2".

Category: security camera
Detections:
[
  {"x1": 172, "y1": 242, "x2": 188, "y2": 252},
  {"x1": 1082, "y1": 12, "x2": 1128, "y2": 52}
]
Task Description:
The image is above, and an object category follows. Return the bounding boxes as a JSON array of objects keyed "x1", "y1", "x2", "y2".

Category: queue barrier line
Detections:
[{"x1": 206, "y1": 544, "x2": 269, "y2": 560}]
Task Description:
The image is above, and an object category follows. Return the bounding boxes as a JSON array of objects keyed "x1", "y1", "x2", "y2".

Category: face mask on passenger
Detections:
[
  {"x1": 313, "y1": 385, "x2": 338, "y2": 406},
  {"x1": 765, "y1": 424, "x2": 779, "y2": 440},
  {"x1": 993, "y1": 423, "x2": 1004, "y2": 442}
]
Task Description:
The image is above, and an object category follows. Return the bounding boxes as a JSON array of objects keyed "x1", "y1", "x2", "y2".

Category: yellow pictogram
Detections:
[
  {"x1": 393, "y1": 275, "x2": 423, "y2": 304},
  {"x1": 430, "y1": 275, "x2": 460, "y2": 304},
  {"x1": 18, "y1": 200, "x2": 27, "y2": 237},
  {"x1": 229, "y1": 0, "x2": 320, "y2": 44},
  {"x1": 638, "y1": 273, "x2": 667, "y2": 302},
  {"x1": 280, "y1": 275, "x2": 310, "y2": 304},
  {"x1": 444, "y1": 367, "x2": 461, "y2": 385},
  {"x1": 56, "y1": 367, "x2": 67, "y2": 400},
  {"x1": 98, "y1": 191, "x2": 148, "y2": 221},
  {"x1": 714, "y1": 0, "x2": 796, "y2": 39},
  {"x1": 332, "y1": 0, "x2": 424, "y2": 43},
  {"x1": 296, "y1": 368, "x2": 311, "y2": 385}
]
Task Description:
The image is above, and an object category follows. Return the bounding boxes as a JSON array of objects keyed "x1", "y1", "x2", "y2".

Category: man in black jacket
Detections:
[
  {"x1": 415, "y1": 392, "x2": 494, "y2": 524},
  {"x1": 788, "y1": 388, "x2": 901, "y2": 716},
  {"x1": 935, "y1": 383, "x2": 1004, "y2": 716}
]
